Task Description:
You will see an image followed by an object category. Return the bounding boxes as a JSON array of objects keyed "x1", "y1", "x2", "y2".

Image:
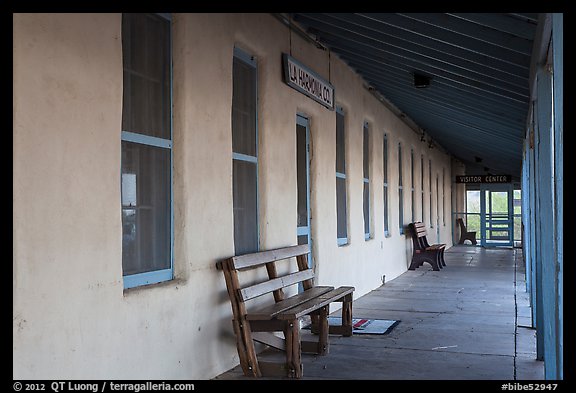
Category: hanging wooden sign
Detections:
[{"x1": 282, "y1": 53, "x2": 334, "y2": 110}]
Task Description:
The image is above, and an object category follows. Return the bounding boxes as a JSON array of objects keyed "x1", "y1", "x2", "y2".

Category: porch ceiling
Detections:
[{"x1": 290, "y1": 13, "x2": 539, "y2": 180}]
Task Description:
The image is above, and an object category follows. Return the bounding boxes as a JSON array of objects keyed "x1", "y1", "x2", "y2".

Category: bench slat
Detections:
[
  {"x1": 276, "y1": 286, "x2": 355, "y2": 320},
  {"x1": 230, "y1": 244, "x2": 310, "y2": 270},
  {"x1": 239, "y1": 269, "x2": 315, "y2": 302},
  {"x1": 246, "y1": 286, "x2": 335, "y2": 320}
]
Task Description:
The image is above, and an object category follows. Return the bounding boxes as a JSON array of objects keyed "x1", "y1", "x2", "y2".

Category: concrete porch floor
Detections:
[{"x1": 214, "y1": 245, "x2": 544, "y2": 380}]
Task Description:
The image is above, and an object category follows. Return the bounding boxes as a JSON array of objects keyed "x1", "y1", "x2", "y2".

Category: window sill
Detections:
[
  {"x1": 123, "y1": 277, "x2": 186, "y2": 297},
  {"x1": 337, "y1": 239, "x2": 350, "y2": 247}
]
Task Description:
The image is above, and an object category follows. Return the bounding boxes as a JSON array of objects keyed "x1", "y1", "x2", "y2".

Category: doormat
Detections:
[{"x1": 304, "y1": 317, "x2": 400, "y2": 335}]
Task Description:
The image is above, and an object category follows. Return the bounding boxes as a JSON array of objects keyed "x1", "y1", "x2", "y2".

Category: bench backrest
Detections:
[
  {"x1": 457, "y1": 218, "x2": 467, "y2": 233},
  {"x1": 408, "y1": 222, "x2": 430, "y2": 250},
  {"x1": 217, "y1": 244, "x2": 314, "y2": 316}
]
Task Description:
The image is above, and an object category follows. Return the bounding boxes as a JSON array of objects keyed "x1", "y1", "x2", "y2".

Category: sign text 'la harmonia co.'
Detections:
[{"x1": 282, "y1": 53, "x2": 334, "y2": 110}]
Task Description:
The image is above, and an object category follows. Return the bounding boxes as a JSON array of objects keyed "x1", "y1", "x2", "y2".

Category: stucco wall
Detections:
[{"x1": 13, "y1": 13, "x2": 453, "y2": 379}]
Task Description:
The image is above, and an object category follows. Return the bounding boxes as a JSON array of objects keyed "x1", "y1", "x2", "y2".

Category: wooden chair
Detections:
[{"x1": 457, "y1": 218, "x2": 477, "y2": 245}]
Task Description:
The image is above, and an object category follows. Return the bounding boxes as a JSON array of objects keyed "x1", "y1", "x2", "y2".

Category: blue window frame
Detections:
[
  {"x1": 383, "y1": 134, "x2": 389, "y2": 237},
  {"x1": 121, "y1": 13, "x2": 173, "y2": 289},
  {"x1": 411, "y1": 148, "x2": 415, "y2": 223},
  {"x1": 398, "y1": 143, "x2": 404, "y2": 235},
  {"x1": 232, "y1": 47, "x2": 259, "y2": 255},
  {"x1": 429, "y1": 159, "x2": 433, "y2": 228},
  {"x1": 363, "y1": 122, "x2": 370, "y2": 240},
  {"x1": 336, "y1": 106, "x2": 348, "y2": 246},
  {"x1": 442, "y1": 168, "x2": 446, "y2": 226},
  {"x1": 421, "y1": 155, "x2": 425, "y2": 223}
]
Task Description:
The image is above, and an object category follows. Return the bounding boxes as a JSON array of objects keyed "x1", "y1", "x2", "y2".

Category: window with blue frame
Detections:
[
  {"x1": 429, "y1": 159, "x2": 433, "y2": 228},
  {"x1": 383, "y1": 134, "x2": 389, "y2": 237},
  {"x1": 121, "y1": 13, "x2": 173, "y2": 289},
  {"x1": 421, "y1": 155, "x2": 425, "y2": 223},
  {"x1": 232, "y1": 47, "x2": 259, "y2": 255},
  {"x1": 398, "y1": 143, "x2": 404, "y2": 235},
  {"x1": 336, "y1": 107, "x2": 348, "y2": 246},
  {"x1": 411, "y1": 148, "x2": 415, "y2": 223},
  {"x1": 442, "y1": 168, "x2": 446, "y2": 226},
  {"x1": 363, "y1": 122, "x2": 370, "y2": 240}
]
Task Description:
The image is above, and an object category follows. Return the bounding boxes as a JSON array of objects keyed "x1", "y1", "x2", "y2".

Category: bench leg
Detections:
[
  {"x1": 318, "y1": 306, "x2": 329, "y2": 355},
  {"x1": 232, "y1": 318, "x2": 261, "y2": 378},
  {"x1": 341, "y1": 294, "x2": 353, "y2": 337},
  {"x1": 284, "y1": 320, "x2": 302, "y2": 379},
  {"x1": 310, "y1": 313, "x2": 320, "y2": 335},
  {"x1": 436, "y1": 251, "x2": 443, "y2": 269},
  {"x1": 408, "y1": 255, "x2": 423, "y2": 270}
]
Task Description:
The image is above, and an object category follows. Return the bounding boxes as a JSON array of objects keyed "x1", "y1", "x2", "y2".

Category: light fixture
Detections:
[{"x1": 414, "y1": 72, "x2": 431, "y2": 89}]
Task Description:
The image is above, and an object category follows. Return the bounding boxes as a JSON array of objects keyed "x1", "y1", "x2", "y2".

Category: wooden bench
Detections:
[
  {"x1": 216, "y1": 244, "x2": 355, "y2": 379},
  {"x1": 457, "y1": 218, "x2": 477, "y2": 245},
  {"x1": 408, "y1": 222, "x2": 446, "y2": 271}
]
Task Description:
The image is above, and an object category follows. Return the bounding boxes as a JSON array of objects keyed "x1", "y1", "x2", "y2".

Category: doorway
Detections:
[{"x1": 480, "y1": 184, "x2": 514, "y2": 247}]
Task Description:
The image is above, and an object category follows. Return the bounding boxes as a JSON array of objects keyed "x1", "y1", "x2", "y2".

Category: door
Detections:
[
  {"x1": 296, "y1": 114, "x2": 312, "y2": 268},
  {"x1": 480, "y1": 184, "x2": 513, "y2": 247}
]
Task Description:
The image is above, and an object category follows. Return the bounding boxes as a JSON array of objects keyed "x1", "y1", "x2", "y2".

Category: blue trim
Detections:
[
  {"x1": 123, "y1": 268, "x2": 173, "y2": 289},
  {"x1": 337, "y1": 237, "x2": 349, "y2": 246},
  {"x1": 169, "y1": 13, "x2": 174, "y2": 280},
  {"x1": 156, "y1": 13, "x2": 171, "y2": 21},
  {"x1": 233, "y1": 152, "x2": 258, "y2": 163},
  {"x1": 336, "y1": 172, "x2": 346, "y2": 179},
  {"x1": 234, "y1": 46, "x2": 256, "y2": 67},
  {"x1": 233, "y1": 47, "x2": 257, "y2": 65},
  {"x1": 121, "y1": 131, "x2": 172, "y2": 149}
]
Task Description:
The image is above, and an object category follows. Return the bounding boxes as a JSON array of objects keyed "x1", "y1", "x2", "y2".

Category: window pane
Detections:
[
  {"x1": 233, "y1": 159, "x2": 258, "y2": 255},
  {"x1": 363, "y1": 182, "x2": 370, "y2": 235},
  {"x1": 429, "y1": 160, "x2": 433, "y2": 227},
  {"x1": 336, "y1": 112, "x2": 345, "y2": 174},
  {"x1": 363, "y1": 125, "x2": 369, "y2": 178},
  {"x1": 121, "y1": 13, "x2": 170, "y2": 139},
  {"x1": 297, "y1": 235, "x2": 308, "y2": 245},
  {"x1": 399, "y1": 188, "x2": 404, "y2": 232},
  {"x1": 398, "y1": 144, "x2": 403, "y2": 186},
  {"x1": 383, "y1": 136, "x2": 388, "y2": 183},
  {"x1": 466, "y1": 191, "x2": 481, "y2": 213},
  {"x1": 336, "y1": 177, "x2": 347, "y2": 239},
  {"x1": 297, "y1": 123, "x2": 308, "y2": 227},
  {"x1": 232, "y1": 57, "x2": 257, "y2": 156},
  {"x1": 121, "y1": 141, "x2": 171, "y2": 276},
  {"x1": 383, "y1": 185, "x2": 389, "y2": 234}
]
